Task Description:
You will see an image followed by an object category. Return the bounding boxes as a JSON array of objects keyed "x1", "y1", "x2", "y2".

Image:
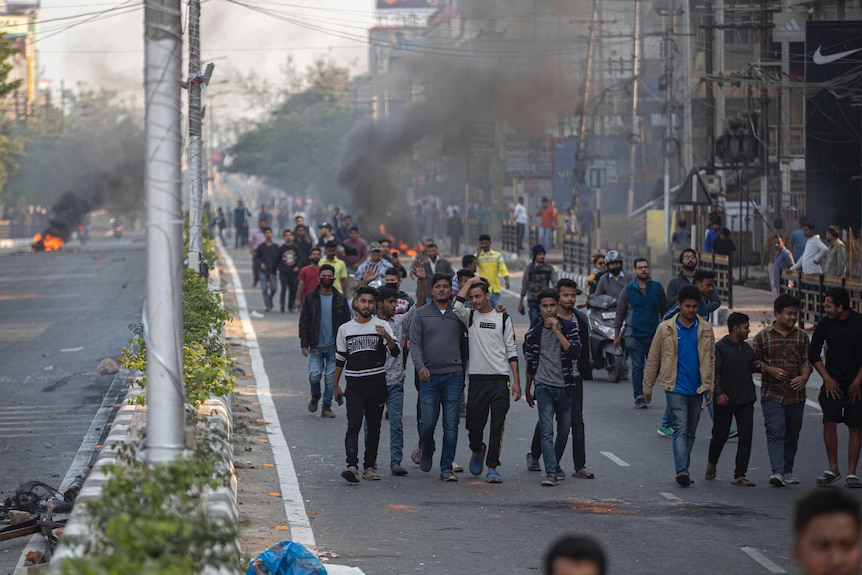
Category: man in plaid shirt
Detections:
[{"x1": 752, "y1": 294, "x2": 812, "y2": 487}]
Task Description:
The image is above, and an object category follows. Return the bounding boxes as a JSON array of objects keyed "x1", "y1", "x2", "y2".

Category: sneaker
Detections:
[
  {"x1": 452, "y1": 462, "x2": 464, "y2": 473},
  {"x1": 634, "y1": 397, "x2": 647, "y2": 409},
  {"x1": 542, "y1": 476, "x2": 559, "y2": 487},
  {"x1": 419, "y1": 450, "x2": 433, "y2": 473},
  {"x1": 410, "y1": 445, "x2": 422, "y2": 465},
  {"x1": 362, "y1": 467, "x2": 380, "y2": 481},
  {"x1": 783, "y1": 474, "x2": 800, "y2": 485},
  {"x1": 728, "y1": 428, "x2": 739, "y2": 439},
  {"x1": 341, "y1": 466, "x2": 360, "y2": 483},
  {"x1": 486, "y1": 469, "x2": 502, "y2": 483},
  {"x1": 769, "y1": 474, "x2": 786, "y2": 487},
  {"x1": 391, "y1": 465, "x2": 408, "y2": 476},
  {"x1": 441, "y1": 471, "x2": 458, "y2": 482},
  {"x1": 321, "y1": 407, "x2": 335, "y2": 418},
  {"x1": 817, "y1": 470, "x2": 842, "y2": 487},
  {"x1": 469, "y1": 443, "x2": 486, "y2": 476},
  {"x1": 555, "y1": 468, "x2": 566, "y2": 481},
  {"x1": 675, "y1": 472, "x2": 691, "y2": 487},
  {"x1": 308, "y1": 395, "x2": 320, "y2": 413},
  {"x1": 657, "y1": 426, "x2": 674, "y2": 438},
  {"x1": 526, "y1": 452, "x2": 542, "y2": 472}
]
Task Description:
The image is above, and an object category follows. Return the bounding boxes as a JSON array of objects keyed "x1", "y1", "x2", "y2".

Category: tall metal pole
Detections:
[
  {"x1": 186, "y1": 0, "x2": 203, "y2": 272},
  {"x1": 663, "y1": 10, "x2": 674, "y2": 254},
  {"x1": 144, "y1": 0, "x2": 185, "y2": 462},
  {"x1": 680, "y1": 0, "x2": 693, "y2": 173},
  {"x1": 574, "y1": 0, "x2": 600, "y2": 209},
  {"x1": 627, "y1": 0, "x2": 641, "y2": 238},
  {"x1": 714, "y1": 0, "x2": 725, "y2": 148}
]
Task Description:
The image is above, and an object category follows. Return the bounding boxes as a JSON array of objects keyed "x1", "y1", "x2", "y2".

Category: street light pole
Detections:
[{"x1": 143, "y1": 0, "x2": 185, "y2": 462}]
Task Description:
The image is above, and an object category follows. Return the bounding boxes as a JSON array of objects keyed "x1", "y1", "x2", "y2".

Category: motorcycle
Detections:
[
  {"x1": 582, "y1": 294, "x2": 625, "y2": 382},
  {"x1": 110, "y1": 218, "x2": 123, "y2": 239},
  {"x1": 77, "y1": 224, "x2": 89, "y2": 244}
]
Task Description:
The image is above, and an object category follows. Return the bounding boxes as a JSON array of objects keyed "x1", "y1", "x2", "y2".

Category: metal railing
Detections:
[
  {"x1": 500, "y1": 220, "x2": 517, "y2": 253},
  {"x1": 780, "y1": 270, "x2": 862, "y2": 328},
  {"x1": 562, "y1": 233, "x2": 592, "y2": 275}
]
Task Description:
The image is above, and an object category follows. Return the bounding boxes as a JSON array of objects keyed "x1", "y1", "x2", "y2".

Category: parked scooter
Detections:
[{"x1": 582, "y1": 294, "x2": 625, "y2": 382}]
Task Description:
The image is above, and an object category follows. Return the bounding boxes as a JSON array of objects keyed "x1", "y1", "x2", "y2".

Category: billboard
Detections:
[
  {"x1": 805, "y1": 21, "x2": 862, "y2": 231},
  {"x1": 376, "y1": 0, "x2": 438, "y2": 10},
  {"x1": 551, "y1": 139, "x2": 577, "y2": 207}
]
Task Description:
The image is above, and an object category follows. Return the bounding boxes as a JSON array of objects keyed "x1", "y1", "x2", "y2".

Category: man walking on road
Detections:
[
  {"x1": 476, "y1": 234, "x2": 510, "y2": 309},
  {"x1": 233, "y1": 199, "x2": 250, "y2": 249},
  {"x1": 296, "y1": 247, "x2": 321, "y2": 307},
  {"x1": 706, "y1": 312, "x2": 759, "y2": 486},
  {"x1": 254, "y1": 227, "x2": 280, "y2": 312},
  {"x1": 298, "y1": 264, "x2": 351, "y2": 419},
  {"x1": 514, "y1": 196, "x2": 528, "y2": 252},
  {"x1": 752, "y1": 294, "x2": 811, "y2": 486},
  {"x1": 772, "y1": 235, "x2": 795, "y2": 294},
  {"x1": 825, "y1": 225, "x2": 848, "y2": 277},
  {"x1": 355, "y1": 242, "x2": 394, "y2": 287},
  {"x1": 809, "y1": 287, "x2": 862, "y2": 488},
  {"x1": 454, "y1": 276, "x2": 521, "y2": 483},
  {"x1": 536, "y1": 197, "x2": 556, "y2": 250},
  {"x1": 322, "y1": 240, "x2": 348, "y2": 294},
  {"x1": 519, "y1": 244, "x2": 558, "y2": 324},
  {"x1": 790, "y1": 222, "x2": 828, "y2": 274},
  {"x1": 665, "y1": 249, "x2": 721, "y2": 310},
  {"x1": 410, "y1": 273, "x2": 467, "y2": 481},
  {"x1": 277, "y1": 229, "x2": 301, "y2": 313},
  {"x1": 333, "y1": 287, "x2": 400, "y2": 483},
  {"x1": 524, "y1": 289, "x2": 582, "y2": 486},
  {"x1": 790, "y1": 217, "x2": 809, "y2": 262},
  {"x1": 643, "y1": 285, "x2": 715, "y2": 487},
  {"x1": 248, "y1": 217, "x2": 268, "y2": 288},
  {"x1": 614, "y1": 257, "x2": 667, "y2": 408},
  {"x1": 418, "y1": 243, "x2": 454, "y2": 304}
]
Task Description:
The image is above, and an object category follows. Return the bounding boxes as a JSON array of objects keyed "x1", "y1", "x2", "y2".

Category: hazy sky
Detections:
[{"x1": 37, "y1": 0, "x2": 376, "y2": 112}]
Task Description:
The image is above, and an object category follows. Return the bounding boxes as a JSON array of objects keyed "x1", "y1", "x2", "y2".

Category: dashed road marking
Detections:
[
  {"x1": 660, "y1": 492, "x2": 682, "y2": 502},
  {"x1": 600, "y1": 451, "x2": 631, "y2": 467},
  {"x1": 741, "y1": 547, "x2": 787, "y2": 573}
]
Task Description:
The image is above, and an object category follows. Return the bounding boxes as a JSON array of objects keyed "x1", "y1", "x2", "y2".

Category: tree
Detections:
[{"x1": 225, "y1": 55, "x2": 354, "y2": 204}]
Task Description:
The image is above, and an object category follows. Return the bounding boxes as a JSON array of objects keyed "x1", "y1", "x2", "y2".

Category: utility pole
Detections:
[
  {"x1": 627, "y1": 0, "x2": 641, "y2": 235},
  {"x1": 185, "y1": 0, "x2": 213, "y2": 274},
  {"x1": 143, "y1": 0, "x2": 185, "y2": 463},
  {"x1": 779, "y1": 0, "x2": 791, "y2": 216},
  {"x1": 574, "y1": 0, "x2": 600, "y2": 210},
  {"x1": 680, "y1": 0, "x2": 693, "y2": 174},
  {"x1": 662, "y1": 10, "x2": 675, "y2": 254}
]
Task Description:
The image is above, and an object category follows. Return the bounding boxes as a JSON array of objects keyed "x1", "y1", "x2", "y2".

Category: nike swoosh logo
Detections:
[{"x1": 813, "y1": 45, "x2": 862, "y2": 65}]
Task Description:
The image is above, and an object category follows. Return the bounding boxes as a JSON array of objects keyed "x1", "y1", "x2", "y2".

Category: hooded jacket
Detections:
[{"x1": 714, "y1": 335, "x2": 759, "y2": 406}]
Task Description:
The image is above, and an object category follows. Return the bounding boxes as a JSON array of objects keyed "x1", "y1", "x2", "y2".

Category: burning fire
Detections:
[
  {"x1": 377, "y1": 224, "x2": 421, "y2": 257},
  {"x1": 32, "y1": 233, "x2": 64, "y2": 252}
]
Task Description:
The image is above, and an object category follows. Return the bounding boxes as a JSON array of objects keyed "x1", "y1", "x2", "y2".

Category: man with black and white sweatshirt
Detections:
[
  {"x1": 454, "y1": 276, "x2": 521, "y2": 483},
  {"x1": 333, "y1": 287, "x2": 400, "y2": 484}
]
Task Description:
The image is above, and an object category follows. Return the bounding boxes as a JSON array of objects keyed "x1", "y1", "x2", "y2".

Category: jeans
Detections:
[
  {"x1": 626, "y1": 336, "x2": 652, "y2": 401},
  {"x1": 535, "y1": 383, "x2": 572, "y2": 477},
  {"x1": 761, "y1": 398, "x2": 805, "y2": 476},
  {"x1": 419, "y1": 371, "x2": 464, "y2": 475},
  {"x1": 661, "y1": 396, "x2": 714, "y2": 428},
  {"x1": 308, "y1": 347, "x2": 336, "y2": 408},
  {"x1": 527, "y1": 300, "x2": 541, "y2": 325},
  {"x1": 709, "y1": 402, "x2": 755, "y2": 478},
  {"x1": 666, "y1": 391, "x2": 703, "y2": 475},
  {"x1": 387, "y1": 383, "x2": 405, "y2": 470},
  {"x1": 569, "y1": 382, "x2": 586, "y2": 472},
  {"x1": 278, "y1": 269, "x2": 298, "y2": 311},
  {"x1": 516, "y1": 223, "x2": 525, "y2": 251},
  {"x1": 465, "y1": 378, "x2": 510, "y2": 469},
  {"x1": 540, "y1": 227, "x2": 553, "y2": 251},
  {"x1": 258, "y1": 272, "x2": 277, "y2": 308},
  {"x1": 344, "y1": 379, "x2": 387, "y2": 468},
  {"x1": 490, "y1": 292, "x2": 502, "y2": 309}
]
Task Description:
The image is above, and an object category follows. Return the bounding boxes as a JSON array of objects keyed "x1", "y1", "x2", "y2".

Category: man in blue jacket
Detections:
[
  {"x1": 524, "y1": 289, "x2": 582, "y2": 486},
  {"x1": 614, "y1": 257, "x2": 667, "y2": 408}
]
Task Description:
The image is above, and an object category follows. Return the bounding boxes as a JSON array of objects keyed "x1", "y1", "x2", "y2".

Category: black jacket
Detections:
[
  {"x1": 574, "y1": 309, "x2": 593, "y2": 381},
  {"x1": 714, "y1": 335, "x2": 759, "y2": 406},
  {"x1": 298, "y1": 288, "x2": 351, "y2": 349}
]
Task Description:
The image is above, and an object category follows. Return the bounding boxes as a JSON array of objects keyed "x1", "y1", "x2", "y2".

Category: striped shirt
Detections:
[{"x1": 336, "y1": 318, "x2": 399, "y2": 384}]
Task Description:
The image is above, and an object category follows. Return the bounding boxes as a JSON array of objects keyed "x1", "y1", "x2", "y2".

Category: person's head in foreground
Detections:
[
  {"x1": 792, "y1": 489, "x2": 861, "y2": 575},
  {"x1": 544, "y1": 534, "x2": 606, "y2": 575}
]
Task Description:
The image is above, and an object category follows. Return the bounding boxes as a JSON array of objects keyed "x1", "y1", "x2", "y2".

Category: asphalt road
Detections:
[
  {"x1": 224, "y1": 243, "x2": 859, "y2": 575},
  {"x1": 0, "y1": 235, "x2": 144, "y2": 574}
]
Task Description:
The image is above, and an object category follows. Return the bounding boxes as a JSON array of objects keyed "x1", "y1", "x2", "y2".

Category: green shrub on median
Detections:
[{"x1": 119, "y1": 268, "x2": 235, "y2": 408}]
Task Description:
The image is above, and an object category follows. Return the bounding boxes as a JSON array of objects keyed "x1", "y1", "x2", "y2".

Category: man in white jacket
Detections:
[{"x1": 790, "y1": 222, "x2": 828, "y2": 274}]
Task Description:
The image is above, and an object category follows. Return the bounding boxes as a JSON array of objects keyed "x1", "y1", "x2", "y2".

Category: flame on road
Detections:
[{"x1": 32, "y1": 233, "x2": 64, "y2": 252}]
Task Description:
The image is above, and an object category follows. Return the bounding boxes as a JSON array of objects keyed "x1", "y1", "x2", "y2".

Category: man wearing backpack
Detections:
[{"x1": 453, "y1": 276, "x2": 521, "y2": 483}]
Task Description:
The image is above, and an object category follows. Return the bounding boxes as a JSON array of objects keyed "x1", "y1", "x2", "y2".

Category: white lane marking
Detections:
[
  {"x1": 60, "y1": 347, "x2": 84, "y2": 352},
  {"x1": 13, "y1": 370, "x2": 127, "y2": 575},
  {"x1": 222, "y1": 248, "x2": 317, "y2": 549},
  {"x1": 740, "y1": 547, "x2": 787, "y2": 573},
  {"x1": 660, "y1": 492, "x2": 682, "y2": 501},
  {"x1": 753, "y1": 380, "x2": 821, "y2": 412},
  {"x1": 600, "y1": 451, "x2": 631, "y2": 467}
]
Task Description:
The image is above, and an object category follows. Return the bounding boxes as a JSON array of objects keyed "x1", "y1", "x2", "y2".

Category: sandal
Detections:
[
  {"x1": 817, "y1": 470, "x2": 842, "y2": 487},
  {"x1": 846, "y1": 475, "x2": 862, "y2": 489},
  {"x1": 732, "y1": 476, "x2": 756, "y2": 487},
  {"x1": 705, "y1": 463, "x2": 717, "y2": 480}
]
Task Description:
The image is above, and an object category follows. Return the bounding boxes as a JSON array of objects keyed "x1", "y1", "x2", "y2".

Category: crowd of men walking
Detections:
[{"x1": 231, "y1": 203, "x2": 862, "y2": 494}]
